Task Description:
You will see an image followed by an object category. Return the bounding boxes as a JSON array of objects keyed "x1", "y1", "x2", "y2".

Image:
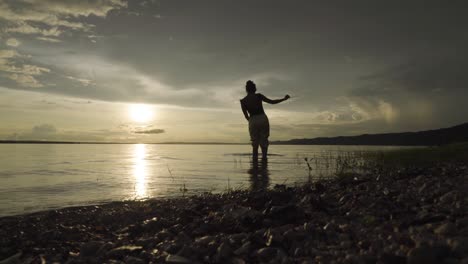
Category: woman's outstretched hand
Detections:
[{"x1": 284, "y1": 94, "x2": 290, "y2": 100}]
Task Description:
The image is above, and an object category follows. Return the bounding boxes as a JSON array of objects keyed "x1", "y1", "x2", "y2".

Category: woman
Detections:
[{"x1": 240, "y1": 80, "x2": 290, "y2": 160}]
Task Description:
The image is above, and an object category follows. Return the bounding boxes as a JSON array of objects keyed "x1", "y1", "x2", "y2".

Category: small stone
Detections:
[
  {"x1": 124, "y1": 256, "x2": 145, "y2": 264},
  {"x1": 195, "y1": 235, "x2": 216, "y2": 245},
  {"x1": 340, "y1": 240, "x2": 353, "y2": 248},
  {"x1": 293, "y1": 247, "x2": 304, "y2": 257},
  {"x1": 214, "y1": 242, "x2": 233, "y2": 262},
  {"x1": 234, "y1": 241, "x2": 251, "y2": 256},
  {"x1": 456, "y1": 217, "x2": 468, "y2": 228},
  {"x1": 418, "y1": 183, "x2": 427, "y2": 193},
  {"x1": 407, "y1": 246, "x2": 438, "y2": 264},
  {"x1": 107, "y1": 245, "x2": 143, "y2": 259},
  {"x1": 80, "y1": 241, "x2": 104, "y2": 257},
  {"x1": 434, "y1": 222, "x2": 457, "y2": 236},
  {"x1": 0, "y1": 252, "x2": 22, "y2": 264},
  {"x1": 439, "y1": 191, "x2": 458, "y2": 204},
  {"x1": 449, "y1": 237, "x2": 468, "y2": 257},
  {"x1": 265, "y1": 228, "x2": 283, "y2": 246},
  {"x1": 229, "y1": 233, "x2": 247, "y2": 244},
  {"x1": 142, "y1": 217, "x2": 164, "y2": 231},
  {"x1": 230, "y1": 257, "x2": 246, "y2": 264},
  {"x1": 380, "y1": 253, "x2": 406, "y2": 264},
  {"x1": 176, "y1": 246, "x2": 193, "y2": 258},
  {"x1": 256, "y1": 247, "x2": 278, "y2": 262},
  {"x1": 165, "y1": 254, "x2": 192, "y2": 263},
  {"x1": 156, "y1": 229, "x2": 173, "y2": 241}
]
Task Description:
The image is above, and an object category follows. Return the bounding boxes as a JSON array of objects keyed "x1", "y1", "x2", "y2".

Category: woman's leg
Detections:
[
  {"x1": 260, "y1": 115, "x2": 270, "y2": 160},
  {"x1": 252, "y1": 142, "x2": 259, "y2": 161}
]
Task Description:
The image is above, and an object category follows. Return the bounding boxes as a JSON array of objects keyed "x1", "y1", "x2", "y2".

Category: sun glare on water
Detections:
[{"x1": 129, "y1": 104, "x2": 154, "y2": 123}]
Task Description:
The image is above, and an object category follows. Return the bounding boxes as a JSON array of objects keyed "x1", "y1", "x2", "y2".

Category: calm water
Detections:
[{"x1": 0, "y1": 144, "x2": 406, "y2": 216}]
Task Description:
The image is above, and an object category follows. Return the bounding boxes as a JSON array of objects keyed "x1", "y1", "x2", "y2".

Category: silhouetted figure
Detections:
[
  {"x1": 247, "y1": 159, "x2": 270, "y2": 191},
  {"x1": 240, "y1": 80, "x2": 290, "y2": 160}
]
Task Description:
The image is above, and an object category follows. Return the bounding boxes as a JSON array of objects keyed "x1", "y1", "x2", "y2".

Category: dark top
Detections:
[{"x1": 240, "y1": 93, "x2": 266, "y2": 116}]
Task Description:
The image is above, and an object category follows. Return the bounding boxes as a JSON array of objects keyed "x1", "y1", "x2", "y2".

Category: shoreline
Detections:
[{"x1": 1, "y1": 163, "x2": 467, "y2": 263}]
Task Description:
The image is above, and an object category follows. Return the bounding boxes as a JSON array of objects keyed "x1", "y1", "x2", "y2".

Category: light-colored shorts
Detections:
[{"x1": 249, "y1": 114, "x2": 270, "y2": 148}]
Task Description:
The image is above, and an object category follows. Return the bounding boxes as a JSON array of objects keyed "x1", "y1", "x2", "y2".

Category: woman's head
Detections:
[{"x1": 246, "y1": 80, "x2": 256, "y2": 94}]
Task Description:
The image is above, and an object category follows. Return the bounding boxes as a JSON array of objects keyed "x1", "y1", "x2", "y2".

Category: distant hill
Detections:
[{"x1": 272, "y1": 123, "x2": 468, "y2": 146}]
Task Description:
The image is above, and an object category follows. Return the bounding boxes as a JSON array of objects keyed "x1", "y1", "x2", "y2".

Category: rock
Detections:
[
  {"x1": 443, "y1": 258, "x2": 461, "y2": 264},
  {"x1": 380, "y1": 253, "x2": 406, "y2": 264},
  {"x1": 268, "y1": 204, "x2": 304, "y2": 223},
  {"x1": 356, "y1": 254, "x2": 378, "y2": 264},
  {"x1": 176, "y1": 231, "x2": 192, "y2": 243},
  {"x1": 214, "y1": 242, "x2": 233, "y2": 262},
  {"x1": 124, "y1": 256, "x2": 145, "y2": 264},
  {"x1": 439, "y1": 191, "x2": 458, "y2": 204},
  {"x1": 283, "y1": 229, "x2": 303, "y2": 242},
  {"x1": 157, "y1": 240, "x2": 182, "y2": 254},
  {"x1": 165, "y1": 254, "x2": 192, "y2": 263},
  {"x1": 141, "y1": 217, "x2": 164, "y2": 231},
  {"x1": 80, "y1": 241, "x2": 104, "y2": 257},
  {"x1": 265, "y1": 228, "x2": 283, "y2": 246},
  {"x1": 195, "y1": 235, "x2": 216, "y2": 245},
  {"x1": 418, "y1": 183, "x2": 428, "y2": 194},
  {"x1": 230, "y1": 257, "x2": 246, "y2": 264},
  {"x1": 293, "y1": 247, "x2": 304, "y2": 257},
  {"x1": 407, "y1": 246, "x2": 438, "y2": 264},
  {"x1": 358, "y1": 240, "x2": 371, "y2": 250},
  {"x1": 234, "y1": 241, "x2": 252, "y2": 256},
  {"x1": 340, "y1": 240, "x2": 353, "y2": 248},
  {"x1": 223, "y1": 205, "x2": 263, "y2": 228},
  {"x1": 256, "y1": 247, "x2": 278, "y2": 262},
  {"x1": 323, "y1": 222, "x2": 337, "y2": 232},
  {"x1": 449, "y1": 237, "x2": 468, "y2": 257},
  {"x1": 135, "y1": 237, "x2": 159, "y2": 248},
  {"x1": 107, "y1": 245, "x2": 143, "y2": 259},
  {"x1": 456, "y1": 217, "x2": 468, "y2": 228},
  {"x1": 229, "y1": 233, "x2": 247, "y2": 242},
  {"x1": 0, "y1": 252, "x2": 22, "y2": 264},
  {"x1": 176, "y1": 246, "x2": 193, "y2": 258},
  {"x1": 156, "y1": 229, "x2": 173, "y2": 241},
  {"x1": 434, "y1": 222, "x2": 457, "y2": 236}
]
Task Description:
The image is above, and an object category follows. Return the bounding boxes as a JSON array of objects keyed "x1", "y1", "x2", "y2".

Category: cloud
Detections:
[
  {"x1": 0, "y1": 49, "x2": 50, "y2": 87},
  {"x1": 0, "y1": 0, "x2": 127, "y2": 39},
  {"x1": 354, "y1": 56, "x2": 468, "y2": 96},
  {"x1": 5, "y1": 38, "x2": 20, "y2": 47},
  {"x1": 31, "y1": 124, "x2": 57, "y2": 135},
  {"x1": 7, "y1": 73, "x2": 43, "y2": 87},
  {"x1": 346, "y1": 55, "x2": 468, "y2": 131},
  {"x1": 66, "y1": 76, "x2": 94, "y2": 86},
  {"x1": 36, "y1": 37, "x2": 62, "y2": 43},
  {"x1": 5, "y1": 24, "x2": 63, "y2": 37},
  {"x1": 3, "y1": 123, "x2": 140, "y2": 142},
  {"x1": 134, "y1": 128, "x2": 165, "y2": 134},
  {"x1": 0, "y1": 49, "x2": 19, "y2": 59}
]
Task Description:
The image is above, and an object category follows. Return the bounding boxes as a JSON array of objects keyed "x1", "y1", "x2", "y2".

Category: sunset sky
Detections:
[{"x1": 0, "y1": 0, "x2": 467, "y2": 143}]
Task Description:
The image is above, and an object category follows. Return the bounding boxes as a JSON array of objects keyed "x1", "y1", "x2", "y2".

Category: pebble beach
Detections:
[{"x1": 1, "y1": 163, "x2": 467, "y2": 263}]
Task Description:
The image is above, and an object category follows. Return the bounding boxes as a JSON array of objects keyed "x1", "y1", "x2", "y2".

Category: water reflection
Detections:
[
  {"x1": 247, "y1": 160, "x2": 270, "y2": 191},
  {"x1": 133, "y1": 144, "x2": 148, "y2": 198}
]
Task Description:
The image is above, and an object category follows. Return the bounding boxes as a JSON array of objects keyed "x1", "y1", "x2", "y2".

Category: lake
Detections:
[{"x1": 0, "y1": 144, "x2": 407, "y2": 216}]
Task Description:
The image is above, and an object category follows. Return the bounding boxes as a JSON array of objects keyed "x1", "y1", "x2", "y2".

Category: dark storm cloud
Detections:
[
  {"x1": 1, "y1": 0, "x2": 467, "y2": 134},
  {"x1": 93, "y1": 0, "x2": 468, "y2": 87},
  {"x1": 354, "y1": 56, "x2": 468, "y2": 96},
  {"x1": 347, "y1": 52, "x2": 468, "y2": 131}
]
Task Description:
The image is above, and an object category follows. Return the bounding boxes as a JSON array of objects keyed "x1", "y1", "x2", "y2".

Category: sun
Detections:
[{"x1": 129, "y1": 104, "x2": 154, "y2": 123}]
